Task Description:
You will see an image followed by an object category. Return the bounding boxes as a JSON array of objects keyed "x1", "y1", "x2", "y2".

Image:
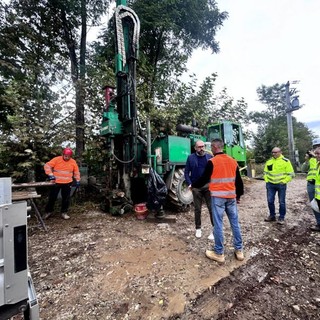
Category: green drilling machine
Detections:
[{"x1": 100, "y1": 0, "x2": 246, "y2": 215}]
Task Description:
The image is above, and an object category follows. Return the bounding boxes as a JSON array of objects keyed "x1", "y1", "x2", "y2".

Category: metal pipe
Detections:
[
  {"x1": 147, "y1": 119, "x2": 152, "y2": 166},
  {"x1": 285, "y1": 81, "x2": 296, "y2": 171}
]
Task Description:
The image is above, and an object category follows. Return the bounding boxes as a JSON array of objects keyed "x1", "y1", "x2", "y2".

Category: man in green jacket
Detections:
[
  {"x1": 263, "y1": 147, "x2": 295, "y2": 225},
  {"x1": 301, "y1": 150, "x2": 320, "y2": 231},
  {"x1": 312, "y1": 147, "x2": 320, "y2": 231}
]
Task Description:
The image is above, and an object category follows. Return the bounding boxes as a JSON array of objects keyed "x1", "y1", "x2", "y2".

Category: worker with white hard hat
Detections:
[
  {"x1": 313, "y1": 138, "x2": 320, "y2": 148},
  {"x1": 301, "y1": 149, "x2": 320, "y2": 231}
]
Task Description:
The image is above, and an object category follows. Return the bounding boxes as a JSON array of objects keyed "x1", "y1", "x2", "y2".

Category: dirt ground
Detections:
[{"x1": 25, "y1": 174, "x2": 320, "y2": 320}]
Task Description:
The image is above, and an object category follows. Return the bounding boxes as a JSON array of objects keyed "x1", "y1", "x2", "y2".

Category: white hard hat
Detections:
[
  {"x1": 311, "y1": 199, "x2": 320, "y2": 213},
  {"x1": 312, "y1": 138, "x2": 320, "y2": 147}
]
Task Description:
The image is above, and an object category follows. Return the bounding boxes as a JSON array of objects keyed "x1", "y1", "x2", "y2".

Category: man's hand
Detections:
[{"x1": 48, "y1": 175, "x2": 56, "y2": 183}]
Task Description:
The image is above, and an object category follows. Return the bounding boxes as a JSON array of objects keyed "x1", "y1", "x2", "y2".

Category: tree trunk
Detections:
[
  {"x1": 75, "y1": 0, "x2": 87, "y2": 162},
  {"x1": 60, "y1": 0, "x2": 86, "y2": 163}
]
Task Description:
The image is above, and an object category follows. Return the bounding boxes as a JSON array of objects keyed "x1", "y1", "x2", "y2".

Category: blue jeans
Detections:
[
  {"x1": 266, "y1": 182, "x2": 287, "y2": 219},
  {"x1": 211, "y1": 197, "x2": 243, "y2": 254},
  {"x1": 307, "y1": 182, "x2": 320, "y2": 225}
]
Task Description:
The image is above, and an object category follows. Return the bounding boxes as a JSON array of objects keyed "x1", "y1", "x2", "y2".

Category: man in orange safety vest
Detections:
[
  {"x1": 43, "y1": 148, "x2": 80, "y2": 220},
  {"x1": 192, "y1": 138, "x2": 244, "y2": 263}
]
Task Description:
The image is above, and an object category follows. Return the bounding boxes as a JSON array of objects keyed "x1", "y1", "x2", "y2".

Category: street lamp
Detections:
[{"x1": 285, "y1": 81, "x2": 300, "y2": 171}]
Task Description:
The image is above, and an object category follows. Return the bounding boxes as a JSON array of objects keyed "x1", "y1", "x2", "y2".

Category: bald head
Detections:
[{"x1": 271, "y1": 147, "x2": 282, "y2": 158}]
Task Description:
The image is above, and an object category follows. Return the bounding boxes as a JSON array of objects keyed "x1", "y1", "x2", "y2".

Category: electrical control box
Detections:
[{"x1": 0, "y1": 199, "x2": 39, "y2": 319}]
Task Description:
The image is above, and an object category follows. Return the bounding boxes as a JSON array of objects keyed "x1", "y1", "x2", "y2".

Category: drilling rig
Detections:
[{"x1": 100, "y1": 1, "x2": 246, "y2": 215}]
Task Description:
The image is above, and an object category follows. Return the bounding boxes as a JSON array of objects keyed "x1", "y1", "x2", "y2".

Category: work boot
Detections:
[
  {"x1": 234, "y1": 250, "x2": 244, "y2": 261},
  {"x1": 61, "y1": 213, "x2": 70, "y2": 220},
  {"x1": 195, "y1": 229, "x2": 202, "y2": 238},
  {"x1": 205, "y1": 250, "x2": 225, "y2": 263},
  {"x1": 310, "y1": 225, "x2": 320, "y2": 232},
  {"x1": 155, "y1": 209, "x2": 165, "y2": 219},
  {"x1": 42, "y1": 212, "x2": 53, "y2": 220},
  {"x1": 264, "y1": 216, "x2": 276, "y2": 222}
]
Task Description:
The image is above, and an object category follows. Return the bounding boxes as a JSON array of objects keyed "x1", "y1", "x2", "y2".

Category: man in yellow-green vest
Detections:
[
  {"x1": 301, "y1": 150, "x2": 320, "y2": 231},
  {"x1": 312, "y1": 147, "x2": 320, "y2": 231},
  {"x1": 263, "y1": 147, "x2": 295, "y2": 225}
]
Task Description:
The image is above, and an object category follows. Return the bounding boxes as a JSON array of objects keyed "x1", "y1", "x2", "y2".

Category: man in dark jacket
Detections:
[{"x1": 185, "y1": 140, "x2": 213, "y2": 239}]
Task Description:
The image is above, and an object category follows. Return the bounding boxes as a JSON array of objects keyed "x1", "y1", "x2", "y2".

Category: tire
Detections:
[{"x1": 167, "y1": 168, "x2": 193, "y2": 207}]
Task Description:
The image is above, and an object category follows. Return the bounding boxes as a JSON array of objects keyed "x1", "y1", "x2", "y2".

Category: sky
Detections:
[{"x1": 185, "y1": 0, "x2": 320, "y2": 138}]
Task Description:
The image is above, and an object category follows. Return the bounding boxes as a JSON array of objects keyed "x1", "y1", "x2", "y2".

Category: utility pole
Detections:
[{"x1": 285, "y1": 81, "x2": 300, "y2": 172}]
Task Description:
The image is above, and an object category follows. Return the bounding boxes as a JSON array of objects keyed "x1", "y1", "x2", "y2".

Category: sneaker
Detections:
[
  {"x1": 42, "y1": 212, "x2": 53, "y2": 220},
  {"x1": 264, "y1": 216, "x2": 276, "y2": 222},
  {"x1": 277, "y1": 218, "x2": 284, "y2": 225},
  {"x1": 195, "y1": 229, "x2": 202, "y2": 238},
  {"x1": 234, "y1": 250, "x2": 244, "y2": 261},
  {"x1": 310, "y1": 225, "x2": 320, "y2": 232},
  {"x1": 61, "y1": 213, "x2": 70, "y2": 220},
  {"x1": 205, "y1": 250, "x2": 225, "y2": 263},
  {"x1": 208, "y1": 232, "x2": 214, "y2": 240}
]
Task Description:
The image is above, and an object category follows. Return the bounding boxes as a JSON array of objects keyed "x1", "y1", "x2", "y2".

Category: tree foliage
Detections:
[
  {"x1": 136, "y1": 73, "x2": 250, "y2": 138},
  {"x1": 0, "y1": 0, "x2": 251, "y2": 181},
  {"x1": 0, "y1": 0, "x2": 74, "y2": 180},
  {"x1": 100, "y1": 0, "x2": 228, "y2": 115},
  {"x1": 250, "y1": 83, "x2": 314, "y2": 165},
  {"x1": 0, "y1": 0, "x2": 111, "y2": 180}
]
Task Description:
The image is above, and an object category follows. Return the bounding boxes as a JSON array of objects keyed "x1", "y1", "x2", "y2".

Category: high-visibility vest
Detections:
[
  {"x1": 263, "y1": 155, "x2": 295, "y2": 184},
  {"x1": 44, "y1": 156, "x2": 80, "y2": 184},
  {"x1": 315, "y1": 163, "x2": 320, "y2": 200},
  {"x1": 307, "y1": 157, "x2": 317, "y2": 182},
  {"x1": 209, "y1": 154, "x2": 237, "y2": 198}
]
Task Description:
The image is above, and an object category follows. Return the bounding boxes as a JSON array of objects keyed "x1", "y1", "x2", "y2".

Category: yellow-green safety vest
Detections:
[
  {"x1": 263, "y1": 155, "x2": 295, "y2": 184},
  {"x1": 314, "y1": 163, "x2": 320, "y2": 200},
  {"x1": 307, "y1": 157, "x2": 317, "y2": 181}
]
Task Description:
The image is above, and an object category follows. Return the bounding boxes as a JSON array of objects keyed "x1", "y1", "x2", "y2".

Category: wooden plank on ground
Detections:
[{"x1": 145, "y1": 214, "x2": 177, "y2": 223}]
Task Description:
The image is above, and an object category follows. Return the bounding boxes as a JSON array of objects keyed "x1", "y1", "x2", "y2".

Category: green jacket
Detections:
[
  {"x1": 306, "y1": 157, "x2": 317, "y2": 182},
  {"x1": 315, "y1": 164, "x2": 320, "y2": 200},
  {"x1": 263, "y1": 155, "x2": 295, "y2": 184}
]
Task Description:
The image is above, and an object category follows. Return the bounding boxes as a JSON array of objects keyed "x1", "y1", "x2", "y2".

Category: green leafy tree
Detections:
[
  {"x1": 212, "y1": 89, "x2": 250, "y2": 126},
  {"x1": 0, "y1": 0, "x2": 111, "y2": 180},
  {"x1": 250, "y1": 83, "x2": 315, "y2": 164},
  {"x1": 0, "y1": 0, "x2": 75, "y2": 180},
  {"x1": 139, "y1": 73, "x2": 250, "y2": 138},
  {"x1": 43, "y1": 0, "x2": 111, "y2": 159},
  {"x1": 99, "y1": 0, "x2": 227, "y2": 116}
]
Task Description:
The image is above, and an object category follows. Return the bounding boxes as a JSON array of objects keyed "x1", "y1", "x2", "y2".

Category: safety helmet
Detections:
[
  {"x1": 312, "y1": 138, "x2": 320, "y2": 148},
  {"x1": 311, "y1": 199, "x2": 320, "y2": 213},
  {"x1": 62, "y1": 148, "x2": 73, "y2": 156}
]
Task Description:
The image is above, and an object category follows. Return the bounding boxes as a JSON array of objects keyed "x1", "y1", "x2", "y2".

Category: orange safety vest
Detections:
[
  {"x1": 44, "y1": 156, "x2": 80, "y2": 184},
  {"x1": 209, "y1": 154, "x2": 237, "y2": 198}
]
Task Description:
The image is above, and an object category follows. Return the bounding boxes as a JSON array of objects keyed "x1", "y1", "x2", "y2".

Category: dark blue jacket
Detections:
[{"x1": 184, "y1": 152, "x2": 212, "y2": 186}]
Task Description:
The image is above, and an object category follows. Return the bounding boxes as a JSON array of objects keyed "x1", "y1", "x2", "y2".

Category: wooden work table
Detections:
[
  {"x1": 11, "y1": 182, "x2": 52, "y2": 231},
  {"x1": 12, "y1": 190, "x2": 41, "y2": 201}
]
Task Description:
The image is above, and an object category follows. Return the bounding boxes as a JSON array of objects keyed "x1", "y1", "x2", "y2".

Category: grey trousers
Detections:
[{"x1": 192, "y1": 184, "x2": 213, "y2": 229}]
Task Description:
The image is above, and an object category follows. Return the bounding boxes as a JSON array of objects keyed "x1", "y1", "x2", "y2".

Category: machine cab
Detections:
[{"x1": 206, "y1": 121, "x2": 246, "y2": 169}]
